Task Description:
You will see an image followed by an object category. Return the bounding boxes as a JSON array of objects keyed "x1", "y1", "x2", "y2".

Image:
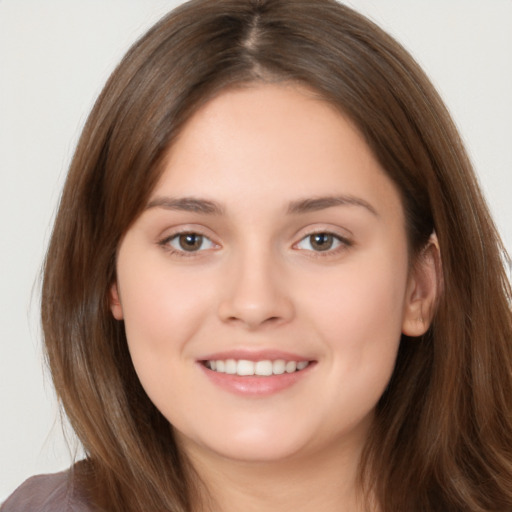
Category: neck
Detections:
[{"x1": 182, "y1": 437, "x2": 375, "y2": 512}]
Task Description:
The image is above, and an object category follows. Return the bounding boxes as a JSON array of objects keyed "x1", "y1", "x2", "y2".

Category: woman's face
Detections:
[{"x1": 111, "y1": 83, "x2": 433, "y2": 465}]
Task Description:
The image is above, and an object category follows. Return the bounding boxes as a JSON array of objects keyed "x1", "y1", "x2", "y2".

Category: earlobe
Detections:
[
  {"x1": 109, "y1": 282, "x2": 124, "y2": 320},
  {"x1": 402, "y1": 233, "x2": 442, "y2": 337}
]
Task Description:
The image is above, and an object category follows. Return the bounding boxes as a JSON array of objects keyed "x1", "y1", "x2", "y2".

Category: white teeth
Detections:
[
  {"x1": 206, "y1": 359, "x2": 310, "y2": 376},
  {"x1": 273, "y1": 359, "x2": 286, "y2": 375},
  {"x1": 237, "y1": 360, "x2": 255, "y2": 376},
  {"x1": 225, "y1": 359, "x2": 237, "y2": 374},
  {"x1": 285, "y1": 361, "x2": 297, "y2": 373},
  {"x1": 255, "y1": 360, "x2": 273, "y2": 376}
]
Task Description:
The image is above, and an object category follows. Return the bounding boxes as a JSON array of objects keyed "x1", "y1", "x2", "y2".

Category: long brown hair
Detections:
[{"x1": 42, "y1": 1, "x2": 512, "y2": 510}]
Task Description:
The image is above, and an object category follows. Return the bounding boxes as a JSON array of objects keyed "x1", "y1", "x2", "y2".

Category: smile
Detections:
[{"x1": 205, "y1": 359, "x2": 310, "y2": 376}]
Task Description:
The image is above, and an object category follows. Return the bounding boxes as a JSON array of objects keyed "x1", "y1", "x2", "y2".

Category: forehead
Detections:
[{"x1": 153, "y1": 83, "x2": 403, "y2": 220}]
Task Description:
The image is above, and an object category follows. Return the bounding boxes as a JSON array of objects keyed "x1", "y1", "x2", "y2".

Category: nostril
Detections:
[{"x1": 217, "y1": 288, "x2": 295, "y2": 329}]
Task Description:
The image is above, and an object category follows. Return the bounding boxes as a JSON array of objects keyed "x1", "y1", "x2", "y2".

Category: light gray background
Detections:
[{"x1": 1, "y1": 0, "x2": 511, "y2": 501}]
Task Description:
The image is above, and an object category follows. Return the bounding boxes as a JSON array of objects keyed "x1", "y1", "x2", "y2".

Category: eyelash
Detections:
[
  {"x1": 158, "y1": 230, "x2": 353, "y2": 258},
  {"x1": 158, "y1": 231, "x2": 218, "y2": 257},
  {"x1": 294, "y1": 231, "x2": 353, "y2": 257}
]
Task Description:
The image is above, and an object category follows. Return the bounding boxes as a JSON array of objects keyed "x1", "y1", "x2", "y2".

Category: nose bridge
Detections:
[{"x1": 217, "y1": 238, "x2": 293, "y2": 329}]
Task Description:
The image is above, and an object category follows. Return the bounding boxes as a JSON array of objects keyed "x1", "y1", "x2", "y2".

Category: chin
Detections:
[{"x1": 177, "y1": 423, "x2": 316, "y2": 465}]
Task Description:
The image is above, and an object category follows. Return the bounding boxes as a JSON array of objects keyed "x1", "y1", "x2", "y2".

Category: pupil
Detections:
[
  {"x1": 311, "y1": 233, "x2": 333, "y2": 251},
  {"x1": 179, "y1": 233, "x2": 202, "y2": 251}
]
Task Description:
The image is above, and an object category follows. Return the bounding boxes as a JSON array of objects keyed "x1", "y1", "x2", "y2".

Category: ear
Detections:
[
  {"x1": 109, "y1": 282, "x2": 124, "y2": 320},
  {"x1": 402, "y1": 232, "x2": 442, "y2": 337}
]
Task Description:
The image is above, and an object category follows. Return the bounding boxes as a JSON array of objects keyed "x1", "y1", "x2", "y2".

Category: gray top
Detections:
[{"x1": 1, "y1": 468, "x2": 91, "y2": 512}]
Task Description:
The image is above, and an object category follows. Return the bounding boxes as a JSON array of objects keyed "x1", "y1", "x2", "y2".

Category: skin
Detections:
[{"x1": 110, "y1": 83, "x2": 438, "y2": 512}]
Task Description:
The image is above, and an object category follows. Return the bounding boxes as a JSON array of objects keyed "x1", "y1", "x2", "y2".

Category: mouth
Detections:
[
  {"x1": 202, "y1": 359, "x2": 311, "y2": 376},
  {"x1": 199, "y1": 356, "x2": 316, "y2": 396}
]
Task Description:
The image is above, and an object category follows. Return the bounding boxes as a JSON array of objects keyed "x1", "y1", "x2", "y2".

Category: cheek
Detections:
[
  {"x1": 117, "y1": 260, "x2": 219, "y2": 422},
  {"x1": 307, "y1": 253, "x2": 406, "y2": 322},
  {"x1": 118, "y1": 259, "x2": 214, "y2": 366},
  {"x1": 299, "y1": 248, "x2": 408, "y2": 379}
]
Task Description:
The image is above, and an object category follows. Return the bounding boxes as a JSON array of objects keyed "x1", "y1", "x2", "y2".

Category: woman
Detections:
[{"x1": 3, "y1": 0, "x2": 512, "y2": 511}]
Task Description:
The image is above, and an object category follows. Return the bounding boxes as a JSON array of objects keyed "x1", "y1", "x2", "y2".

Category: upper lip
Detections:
[{"x1": 199, "y1": 349, "x2": 314, "y2": 362}]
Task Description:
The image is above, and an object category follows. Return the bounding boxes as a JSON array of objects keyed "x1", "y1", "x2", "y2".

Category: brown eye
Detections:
[
  {"x1": 163, "y1": 232, "x2": 216, "y2": 253},
  {"x1": 295, "y1": 232, "x2": 348, "y2": 253},
  {"x1": 309, "y1": 233, "x2": 334, "y2": 251},
  {"x1": 178, "y1": 233, "x2": 204, "y2": 251}
]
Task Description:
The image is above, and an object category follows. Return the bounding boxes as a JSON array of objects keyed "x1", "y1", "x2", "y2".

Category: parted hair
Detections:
[{"x1": 42, "y1": 1, "x2": 512, "y2": 510}]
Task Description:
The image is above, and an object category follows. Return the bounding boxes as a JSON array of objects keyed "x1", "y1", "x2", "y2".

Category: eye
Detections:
[
  {"x1": 295, "y1": 232, "x2": 347, "y2": 252},
  {"x1": 164, "y1": 232, "x2": 216, "y2": 253}
]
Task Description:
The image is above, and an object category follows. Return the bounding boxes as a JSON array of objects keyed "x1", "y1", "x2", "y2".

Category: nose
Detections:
[{"x1": 217, "y1": 247, "x2": 295, "y2": 330}]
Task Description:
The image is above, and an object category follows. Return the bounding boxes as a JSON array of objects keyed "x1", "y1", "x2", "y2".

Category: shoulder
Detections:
[{"x1": 1, "y1": 467, "x2": 91, "y2": 512}]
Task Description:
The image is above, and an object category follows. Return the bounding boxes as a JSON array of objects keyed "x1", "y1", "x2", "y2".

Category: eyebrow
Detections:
[
  {"x1": 287, "y1": 195, "x2": 378, "y2": 216},
  {"x1": 145, "y1": 196, "x2": 224, "y2": 215},
  {"x1": 145, "y1": 194, "x2": 378, "y2": 217}
]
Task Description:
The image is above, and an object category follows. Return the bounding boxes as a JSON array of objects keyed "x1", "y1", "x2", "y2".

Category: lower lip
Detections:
[{"x1": 198, "y1": 363, "x2": 315, "y2": 397}]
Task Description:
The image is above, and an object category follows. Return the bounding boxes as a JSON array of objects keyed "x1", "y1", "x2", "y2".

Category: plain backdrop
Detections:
[{"x1": 1, "y1": 0, "x2": 511, "y2": 501}]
